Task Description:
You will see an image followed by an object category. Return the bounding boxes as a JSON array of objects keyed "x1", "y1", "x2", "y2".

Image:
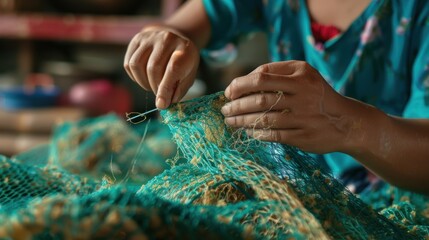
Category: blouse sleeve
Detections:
[
  {"x1": 202, "y1": 0, "x2": 265, "y2": 50},
  {"x1": 402, "y1": 4, "x2": 429, "y2": 118}
]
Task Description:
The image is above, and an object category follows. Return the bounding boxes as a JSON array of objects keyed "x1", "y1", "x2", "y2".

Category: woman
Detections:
[{"x1": 124, "y1": 0, "x2": 429, "y2": 194}]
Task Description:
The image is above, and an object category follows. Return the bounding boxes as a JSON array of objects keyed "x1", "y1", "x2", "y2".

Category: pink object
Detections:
[
  {"x1": 0, "y1": 0, "x2": 182, "y2": 44},
  {"x1": 69, "y1": 79, "x2": 132, "y2": 116},
  {"x1": 360, "y1": 16, "x2": 379, "y2": 44},
  {"x1": 311, "y1": 22, "x2": 341, "y2": 44}
]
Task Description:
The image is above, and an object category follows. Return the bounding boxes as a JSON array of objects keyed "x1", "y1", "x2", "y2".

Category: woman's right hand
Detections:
[{"x1": 124, "y1": 26, "x2": 200, "y2": 109}]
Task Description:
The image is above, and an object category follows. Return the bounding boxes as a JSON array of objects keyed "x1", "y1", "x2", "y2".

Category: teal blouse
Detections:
[{"x1": 202, "y1": 0, "x2": 429, "y2": 176}]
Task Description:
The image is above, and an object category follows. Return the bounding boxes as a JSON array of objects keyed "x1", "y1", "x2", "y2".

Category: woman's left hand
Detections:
[{"x1": 222, "y1": 60, "x2": 358, "y2": 154}]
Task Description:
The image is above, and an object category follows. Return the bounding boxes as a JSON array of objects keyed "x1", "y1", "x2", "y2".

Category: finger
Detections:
[
  {"x1": 245, "y1": 128, "x2": 303, "y2": 145},
  {"x1": 225, "y1": 72, "x2": 299, "y2": 100},
  {"x1": 129, "y1": 45, "x2": 153, "y2": 91},
  {"x1": 250, "y1": 61, "x2": 303, "y2": 75},
  {"x1": 221, "y1": 93, "x2": 292, "y2": 117},
  {"x1": 224, "y1": 111, "x2": 299, "y2": 129},
  {"x1": 156, "y1": 49, "x2": 185, "y2": 109},
  {"x1": 146, "y1": 42, "x2": 176, "y2": 95},
  {"x1": 157, "y1": 45, "x2": 198, "y2": 108},
  {"x1": 124, "y1": 39, "x2": 140, "y2": 81}
]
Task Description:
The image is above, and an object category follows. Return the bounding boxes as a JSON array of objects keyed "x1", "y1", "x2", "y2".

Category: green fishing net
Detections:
[{"x1": 0, "y1": 92, "x2": 428, "y2": 239}]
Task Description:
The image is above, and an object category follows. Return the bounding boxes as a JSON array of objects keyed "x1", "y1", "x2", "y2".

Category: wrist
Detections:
[
  {"x1": 338, "y1": 97, "x2": 392, "y2": 158},
  {"x1": 141, "y1": 25, "x2": 185, "y2": 37},
  {"x1": 143, "y1": 24, "x2": 201, "y2": 50}
]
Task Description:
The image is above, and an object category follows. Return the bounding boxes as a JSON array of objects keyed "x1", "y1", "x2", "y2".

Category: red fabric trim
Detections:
[{"x1": 311, "y1": 22, "x2": 341, "y2": 43}]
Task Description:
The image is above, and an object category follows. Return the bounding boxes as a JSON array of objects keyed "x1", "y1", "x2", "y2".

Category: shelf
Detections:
[{"x1": 0, "y1": 14, "x2": 162, "y2": 44}]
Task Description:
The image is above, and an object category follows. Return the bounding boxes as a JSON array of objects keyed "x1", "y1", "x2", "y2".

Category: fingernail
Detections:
[
  {"x1": 224, "y1": 117, "x2": 232, "y2": 125},
  {"x1": 221, "y1": 104, "x2": 230, "y2": 116},
  {"x1": 156, "y1": 97, "x2": 166, "y2": 109},
  {"x1": 245, "y1": 129, "x2": 252, "y2": 137},
  {"x1": 224, "y1": 86, "x2": 231, "y2": 99}
]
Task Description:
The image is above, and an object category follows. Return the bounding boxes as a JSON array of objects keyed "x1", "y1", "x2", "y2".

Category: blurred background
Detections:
[{"x1": 0, "y1": 0, "x2": 268, "y2": 156}]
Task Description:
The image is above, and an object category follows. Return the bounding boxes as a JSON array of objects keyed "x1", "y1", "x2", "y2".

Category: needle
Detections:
[{"x1": 126, "y1": 108, "x2": 159, "y2": 123}]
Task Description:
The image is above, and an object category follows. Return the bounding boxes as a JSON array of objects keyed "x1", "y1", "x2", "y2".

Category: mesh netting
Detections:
[{"x1": 0, "y1": 92, "x2": 428, "y2": 239}]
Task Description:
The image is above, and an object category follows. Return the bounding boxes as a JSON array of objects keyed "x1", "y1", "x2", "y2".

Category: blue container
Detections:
[{"x1": 0, "y1": 87, "x2": 61, "y2": 110}]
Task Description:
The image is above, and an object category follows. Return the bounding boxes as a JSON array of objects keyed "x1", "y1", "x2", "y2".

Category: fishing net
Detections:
[
  {"x1": 13, "y1": 114, "x2": 174, "y2": 184},
  {"x1": 0, "y1": 92, "x2": 428, "y2": 239}
]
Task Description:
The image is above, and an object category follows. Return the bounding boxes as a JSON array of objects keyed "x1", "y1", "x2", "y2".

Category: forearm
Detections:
[
  {"x1": 340, "y1": 97, "x2": 429, "y2": 194},
  {"x1": 143, "y1": 0, "x2": 211, "y2": 49}
]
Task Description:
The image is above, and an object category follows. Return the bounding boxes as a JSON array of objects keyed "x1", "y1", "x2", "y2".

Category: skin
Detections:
[
  {"x1": 124, "y1": 0, "x2": 210, "y2": 109},
  {"x1": 222, "y1": 61, "x2": 429, "y2": 194},
  {"x1": 124, "y1": 0, "x2": 429, "y2": 194}
]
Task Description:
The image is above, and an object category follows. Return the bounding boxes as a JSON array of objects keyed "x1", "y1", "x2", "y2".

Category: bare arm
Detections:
[
  {"x1": 164, "y1": 0, "x2": 211, "y2": 49},
  {"x1": 343, "y1": 99, "x2": 429, "y2": 194}
]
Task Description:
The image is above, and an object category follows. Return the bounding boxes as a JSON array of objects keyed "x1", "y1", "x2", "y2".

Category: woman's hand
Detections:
[
  {"x1": 222, "y1": 61, "x2": 358, "y2": 154},
  {"x1": 124, "y1": 26, "x2": 200, "y2": 109}
]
